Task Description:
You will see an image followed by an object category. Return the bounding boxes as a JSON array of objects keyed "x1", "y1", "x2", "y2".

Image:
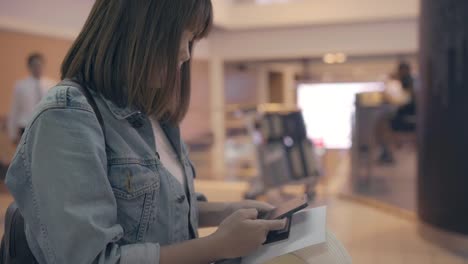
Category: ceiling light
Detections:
[
  {"x1": 323, "y1": 52, "x2": 348, "y2": 64},
  {"x1": 323, "y1": 53, "x2": 336, "y2": 64}
]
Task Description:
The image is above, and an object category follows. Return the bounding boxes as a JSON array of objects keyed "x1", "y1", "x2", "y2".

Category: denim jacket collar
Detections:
[
  {"x1": 99, "y1": 94, "x2": 183, "y2": 157},
  {"x1": 160, "y1": 123, "x2": 182, "y2": 158},
  {"x1": 99, "y1": 94, "x2": 142, "y2": 120},
  {"x1": 62, "y1": 78, "x2": 142, "y2": 121}
]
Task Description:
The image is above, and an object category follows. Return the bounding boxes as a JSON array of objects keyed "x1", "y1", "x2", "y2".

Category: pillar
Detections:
[
  {"x1": 418, "y1": 0, "x2": 468, "y2": 235},
  {"x1": 282, "y1": 67, "x2": 296, "y2": 108},
  {"x1": 210, "y1": 57, "x2": 226, "y2": 179},
  {"x1": 257, "y1": 66, "x2": 270, "y2": 104}
]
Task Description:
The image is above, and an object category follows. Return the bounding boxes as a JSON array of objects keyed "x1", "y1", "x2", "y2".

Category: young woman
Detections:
[{"x1": 5, "y1": 1, "x2": 285, "y2": 263}]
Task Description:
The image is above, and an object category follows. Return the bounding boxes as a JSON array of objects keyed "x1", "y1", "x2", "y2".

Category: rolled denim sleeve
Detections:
[{"x1": 6, "y1": 107, "x2": 159, "y2": 264}]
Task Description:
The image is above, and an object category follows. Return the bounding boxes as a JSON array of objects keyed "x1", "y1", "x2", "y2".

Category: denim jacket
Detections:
[{"x1": 5, "y1": 81, "x2": 199, "y2": 264}]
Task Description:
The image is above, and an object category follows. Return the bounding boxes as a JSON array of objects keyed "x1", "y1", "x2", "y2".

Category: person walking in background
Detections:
[{"x1": 7, "y1": 53, "x2": 54, "y2": 144}]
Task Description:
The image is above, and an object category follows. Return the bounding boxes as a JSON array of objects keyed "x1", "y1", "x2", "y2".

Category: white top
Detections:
[
  {"x1": 150, "y1": 119, "x2": 186, "y2": 187},
  {"x1": 7, "y1": 76, "x2": 55, "y2": 141}
]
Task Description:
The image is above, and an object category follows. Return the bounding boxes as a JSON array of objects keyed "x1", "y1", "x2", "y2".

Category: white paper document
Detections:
[{"x1": 241, "y1": 206, "x2": 327, "y2": 264}]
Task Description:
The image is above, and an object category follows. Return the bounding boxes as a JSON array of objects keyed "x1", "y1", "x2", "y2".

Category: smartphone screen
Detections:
[{"x1": 260, "y1": 196, "x2": 308, "y2": 220}]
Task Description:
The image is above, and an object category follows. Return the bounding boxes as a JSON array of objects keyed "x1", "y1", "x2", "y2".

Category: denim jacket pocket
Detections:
[{"x1": 107, "y1": 159, "x2": 160, "y2": 244}]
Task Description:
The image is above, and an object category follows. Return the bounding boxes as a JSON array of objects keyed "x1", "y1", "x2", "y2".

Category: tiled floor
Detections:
[
  {"x1": 196, "y1": 180, "x2": 468, "y2": 264},
  {"x1": 350, "y1": 146, "x2": 418, "y2": 212}
]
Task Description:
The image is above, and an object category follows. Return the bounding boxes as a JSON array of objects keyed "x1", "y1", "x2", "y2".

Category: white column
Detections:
[
  {"x1": 210, "y1": 57, "x2": 226, "y2": 179},
  {"x1": 283, "y1": 67, "x2": 296, "y2": 108},
  {"x1": 257, "y1": 66, "x2": 270, "y2": 104}
]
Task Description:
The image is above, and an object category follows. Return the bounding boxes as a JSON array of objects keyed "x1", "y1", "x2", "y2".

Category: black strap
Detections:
[{"x1": 60, "y1": 80, "x2": 106, "y2": 140}]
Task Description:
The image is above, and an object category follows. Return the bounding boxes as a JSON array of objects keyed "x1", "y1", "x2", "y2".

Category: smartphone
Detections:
[
  {"x1": 260, "y1": 196, "x2": 309, "y2": 244},
  {"x1": 259, "y1": 196, "x2": 308, "y2": 220}
]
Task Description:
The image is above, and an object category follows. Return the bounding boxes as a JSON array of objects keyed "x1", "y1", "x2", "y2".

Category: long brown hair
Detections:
[{"x1": 61, "y1": 0, "x2": 212, "y2": 124}]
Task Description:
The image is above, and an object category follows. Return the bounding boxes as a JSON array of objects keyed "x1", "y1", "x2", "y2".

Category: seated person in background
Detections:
[{"x1": 376, "y1": 62, "x2": 416, "y2": 164}]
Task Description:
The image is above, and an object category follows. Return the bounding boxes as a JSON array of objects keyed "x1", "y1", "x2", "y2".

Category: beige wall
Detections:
[
  {"x1": 0, "y1": 29, "x2": 72, "y2": 116},
  {"x1": 0, "y1": 30, "x2": 214, "y2": 142}
]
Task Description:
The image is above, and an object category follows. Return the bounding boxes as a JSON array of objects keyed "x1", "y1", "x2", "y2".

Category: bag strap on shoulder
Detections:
[{"x1": 60, "y1": 80, "x2": 106, "y2": 140}]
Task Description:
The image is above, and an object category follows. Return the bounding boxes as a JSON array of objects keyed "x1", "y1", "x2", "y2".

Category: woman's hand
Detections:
[
  {"x1": 210, "y1": 209, "x2": 286, "y2": 259},
  {"x1": 198, "y1": 200, "x2": 275, "y2": 227},
  {"x1": 227, "y1": 200, "x2": 275, "y2": 219}
]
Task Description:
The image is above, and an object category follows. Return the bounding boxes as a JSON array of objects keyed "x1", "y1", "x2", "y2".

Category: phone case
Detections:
[{"x1": 264, "y1": 217, "x2": 293, "y2": 245}]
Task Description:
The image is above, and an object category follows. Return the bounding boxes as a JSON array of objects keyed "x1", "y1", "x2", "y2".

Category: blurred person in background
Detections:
[
  {"x1": 2, "y1": 1, "x2": 285, "y2": 263},
  {"x1": 376, "y1": 61, "x2": 416, "y2": 164},
  {"x1": 7, "y1": 53, "x2": 54, "y2": 144}
]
